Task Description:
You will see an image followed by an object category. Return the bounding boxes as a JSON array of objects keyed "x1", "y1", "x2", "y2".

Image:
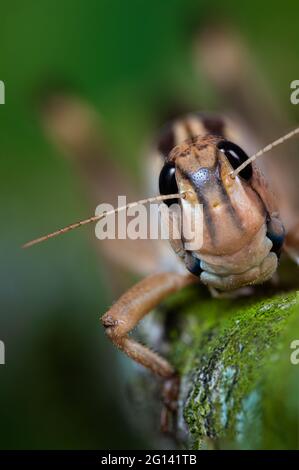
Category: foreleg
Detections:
[{"x1": 101, "y1": 272, "x2": 195, "y2": 377}]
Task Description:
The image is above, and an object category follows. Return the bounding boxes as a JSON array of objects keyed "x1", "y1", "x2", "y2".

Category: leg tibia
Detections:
[{"x1": 101, "y1": 272, "x2": 195, "y2": 377}]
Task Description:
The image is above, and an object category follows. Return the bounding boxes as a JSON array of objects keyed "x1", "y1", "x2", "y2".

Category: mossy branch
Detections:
[{"x1": 156, "y1": 263, "x2": 299, "y2": 449}]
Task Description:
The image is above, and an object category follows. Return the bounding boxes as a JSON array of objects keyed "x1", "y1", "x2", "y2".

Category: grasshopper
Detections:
[{"x1": 23, "y1": 28, "x2": 299, "y2": 427}]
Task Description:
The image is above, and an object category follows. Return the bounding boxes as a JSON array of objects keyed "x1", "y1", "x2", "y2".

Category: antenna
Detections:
[
  {"x1": 22, "y1": 192, "x2": 187, "y2": 249},
  {"x1": 231, "y1": 126, "x2": 299, "y2": 178}
]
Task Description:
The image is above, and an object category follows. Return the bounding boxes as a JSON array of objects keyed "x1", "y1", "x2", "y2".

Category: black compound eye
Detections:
[
  {"x1": 185, "y1": 252, "x2": 202, "y2": 277},
  {"x1": 217, "y1": 140, "x2": 253, "y2": 181},
  {"x1": 159, "y1": 162, "x2": 178, "y2": 206},
  {"x1": 266, "y1": 217, "x2": 285, "y2": 257}
]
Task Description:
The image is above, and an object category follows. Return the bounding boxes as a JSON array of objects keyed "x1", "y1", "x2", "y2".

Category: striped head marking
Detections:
[
  {"x1": 161, "y1": 134, "x2": 265, "y2": 256},
  {"x1": 159, "y1": 133, "x2": 281, "y2": 290}
]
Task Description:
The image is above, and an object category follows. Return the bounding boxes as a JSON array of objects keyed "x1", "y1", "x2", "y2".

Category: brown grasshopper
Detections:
[
  {"x1": 23, "y1": 111, "x2": 299, "y2": 416},
  {"x1": 23, "y1": 28, "x2": 299, "y2": 427}
]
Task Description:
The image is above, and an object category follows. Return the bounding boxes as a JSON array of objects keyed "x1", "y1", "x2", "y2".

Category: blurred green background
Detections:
[{"x1": 0, "y1": 0, "x2": 299, "y2": 449}]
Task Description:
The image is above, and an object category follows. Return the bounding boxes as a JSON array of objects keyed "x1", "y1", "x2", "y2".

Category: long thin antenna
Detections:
[
  {"x1": 231, "y1": 126, "x2": 299, "y2": 178},
  {"x1": 22, "y1": 192, "x2": 187, "y2": 249}
]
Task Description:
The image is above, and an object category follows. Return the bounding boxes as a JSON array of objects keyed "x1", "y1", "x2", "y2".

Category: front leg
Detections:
[{"x1": 101, "y1": 272, "x2": 195, "y2": 377}]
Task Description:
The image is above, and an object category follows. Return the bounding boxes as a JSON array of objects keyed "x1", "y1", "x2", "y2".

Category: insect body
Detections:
[
  {"x1": 23, "y1": 111, "x2": 299, "y2": 421},
  {"x1": 159, "y1": 130, "x2": 281, "y2": 292},
  {"x1": 99, "y1": 113, "x2": 297, "y2": 391}
]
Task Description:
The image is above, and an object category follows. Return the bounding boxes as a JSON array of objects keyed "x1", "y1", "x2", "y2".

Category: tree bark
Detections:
[{"x1": 138, "y1": 262, "x2": 299, "y2": 449}]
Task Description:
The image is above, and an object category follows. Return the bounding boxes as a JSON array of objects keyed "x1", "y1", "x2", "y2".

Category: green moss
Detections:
[{"x1": 168, "y1": 290, "x2": 299, "y2": 449}]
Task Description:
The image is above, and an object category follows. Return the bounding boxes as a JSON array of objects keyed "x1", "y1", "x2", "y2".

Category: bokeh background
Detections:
[{"x1": 1, "y1": 0, "x2": 299, "y2": 449}]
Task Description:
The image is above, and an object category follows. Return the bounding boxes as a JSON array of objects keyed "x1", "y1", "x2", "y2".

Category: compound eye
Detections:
[
  {"x1": 217, "y1": 140, "x2": 253, "y2": 180},
  {"x1": 266, "y1": 217, "x2": 285, "y2": 257},
  {"x1": 159, "y1": 162, "x2": 178, "y2": 206},
  {"x1": 185, "y1": 252, "x2": 202, "y2": 277}
]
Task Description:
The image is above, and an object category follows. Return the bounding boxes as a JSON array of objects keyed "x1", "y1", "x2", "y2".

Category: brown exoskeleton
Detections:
[
  {"x1": 22, "y1": 24, "x2": 299, "y2": 431},
  {"x1": 98, "y1": 117, "x2": 299, "y2": 391},
  {"x1": 23, "y1": 110, "x2": 299, "y2": 426}
]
